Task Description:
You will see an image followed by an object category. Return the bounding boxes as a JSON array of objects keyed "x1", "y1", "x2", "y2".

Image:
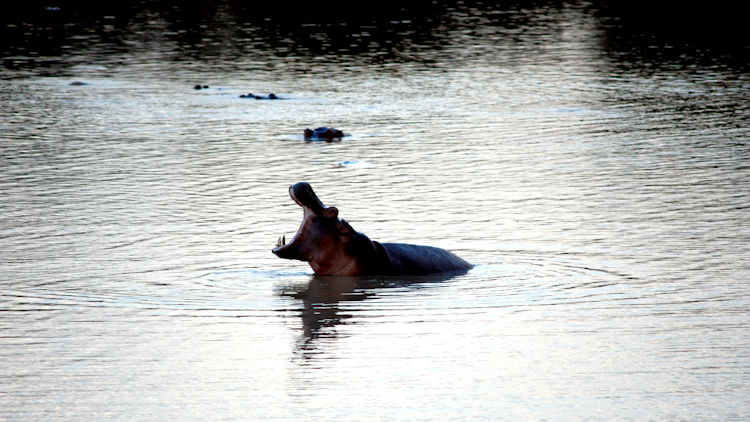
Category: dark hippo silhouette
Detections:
[
  {"x1": 239, "y1": 93, "x2": 279, "y2": 99},
  {"x1": 272, "y1": 182, "x2": 472, "y2": 276},
  {"x1": 193, "y1": 84, "x2": 209, "y2": 89},
  {"x1": 303, "y1": 127, "x2": 345, "y2": 140}
]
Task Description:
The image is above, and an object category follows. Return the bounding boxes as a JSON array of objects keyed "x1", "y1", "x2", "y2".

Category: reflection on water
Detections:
[
  {"x1": 2, "y1": 1, "x2": 749, "y2": 421},
  {"x1": 278, "y1": 271, "x2": 470, "y2": 354}
]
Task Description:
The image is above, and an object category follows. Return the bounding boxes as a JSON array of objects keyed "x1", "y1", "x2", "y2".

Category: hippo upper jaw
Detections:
[{"x1": 289, "y1": 182, "x2": 325, "y2": 214}]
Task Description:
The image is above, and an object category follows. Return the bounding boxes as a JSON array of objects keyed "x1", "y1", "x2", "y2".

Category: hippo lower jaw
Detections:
[
  {"x1": 272, "y1": 237, "x2": 299, "y2": 260},
  {"x1": 272, "y1": 225, "x2": 310, "y2": 261},
  {"x1": 271, "y1": 212, "x2": 306, "y2": 260}
]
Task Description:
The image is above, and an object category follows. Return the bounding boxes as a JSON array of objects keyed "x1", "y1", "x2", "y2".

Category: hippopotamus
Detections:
[
  {"x1": 239, "y1": 93, "x2": 279, "y2": 99},
  {"x1": 304, "y1": 127, "x2": 345, "y2": 140},
  {"x1": 272, "y1": 182, "x2": 472, "y2": 276}
]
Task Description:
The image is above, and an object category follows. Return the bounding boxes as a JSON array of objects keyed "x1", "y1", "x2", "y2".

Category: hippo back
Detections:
[{"x1": 381, "y1": 243, "x2": 472, "y2": 275}]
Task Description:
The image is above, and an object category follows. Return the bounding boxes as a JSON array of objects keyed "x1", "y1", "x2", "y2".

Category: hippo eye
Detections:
[{"x1": 322, "y1": 207, "x2": 339, "y2": 219}]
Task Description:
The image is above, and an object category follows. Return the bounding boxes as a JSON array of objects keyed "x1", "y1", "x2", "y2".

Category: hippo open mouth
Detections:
[{"x1": 272, "y1": 182, "x2": 327, "y2": 259}]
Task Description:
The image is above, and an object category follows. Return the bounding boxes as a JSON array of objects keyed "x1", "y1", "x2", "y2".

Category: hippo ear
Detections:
[{"x1": 322, "y1": 206, "x2": 339, "y2": 219}]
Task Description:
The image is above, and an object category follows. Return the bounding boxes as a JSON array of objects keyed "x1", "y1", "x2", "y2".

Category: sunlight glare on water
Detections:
[{"x1": 1, "y1": 1, "x2": 749, "y2": 420}]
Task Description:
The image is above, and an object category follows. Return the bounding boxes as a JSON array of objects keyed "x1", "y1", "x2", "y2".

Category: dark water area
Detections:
[
  {"x1": 1, "y1": 1, "x2": 749, "y2": 421},
  {"x1": 3, "y1": 0, "x2": 748, "y2": 74}
]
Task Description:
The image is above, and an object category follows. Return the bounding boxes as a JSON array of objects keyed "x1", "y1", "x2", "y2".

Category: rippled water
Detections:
[{"x1": 2, "y1": 1, "x2": 749, "y2": 420}]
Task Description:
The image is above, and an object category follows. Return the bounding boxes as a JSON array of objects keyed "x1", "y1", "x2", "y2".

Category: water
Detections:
[{"x1": 2, "y1": 1, "x2": 749, "y2": 420}]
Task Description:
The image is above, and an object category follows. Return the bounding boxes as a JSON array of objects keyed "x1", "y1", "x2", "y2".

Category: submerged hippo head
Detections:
[
  {"x1": 272, "y1": 182, "x2": 361, "y2": 275},
  {"x1": 303, "y1": 127, "x2": 345, "y2": 140}
]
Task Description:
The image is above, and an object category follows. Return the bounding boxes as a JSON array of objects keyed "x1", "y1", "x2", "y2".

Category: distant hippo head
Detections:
[
  {"x1": 272, "y1": 182, "x2": 360, "y2": 274},
  {"x1": 303, "y1": 127, "x2": 345, "y2": 140}
]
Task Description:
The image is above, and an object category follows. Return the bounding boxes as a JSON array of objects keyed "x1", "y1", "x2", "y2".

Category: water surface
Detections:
[{"x1": 1, "y1": 1, "x2": 749, "y2": 420}]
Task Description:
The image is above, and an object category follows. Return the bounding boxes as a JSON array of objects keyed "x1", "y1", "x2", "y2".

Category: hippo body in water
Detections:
[
  {"x1": 304, "y1": 127, "x2": 345, "y2": 140},
  {"x1": 272, "y1": 182, "x2": 472, "y2": 276}
]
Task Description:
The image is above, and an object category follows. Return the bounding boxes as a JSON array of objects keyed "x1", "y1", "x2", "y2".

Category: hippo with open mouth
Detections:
[{"x1": 272, "y1": 182, "x2": 472, "y2": 276}]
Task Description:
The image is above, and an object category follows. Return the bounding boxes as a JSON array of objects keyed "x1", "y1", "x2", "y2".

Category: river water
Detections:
[{"x1": 1, "y1": 1, "x2": 749, "y2": 420}]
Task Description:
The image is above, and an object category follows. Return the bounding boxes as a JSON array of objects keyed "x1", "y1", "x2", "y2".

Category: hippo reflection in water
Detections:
[
  {"x1": 303, "y1": 127, "x2": 345, "y2": 140},
  {"x1": 272, "y1": 182, "x2": 472, "y2": 276}
]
